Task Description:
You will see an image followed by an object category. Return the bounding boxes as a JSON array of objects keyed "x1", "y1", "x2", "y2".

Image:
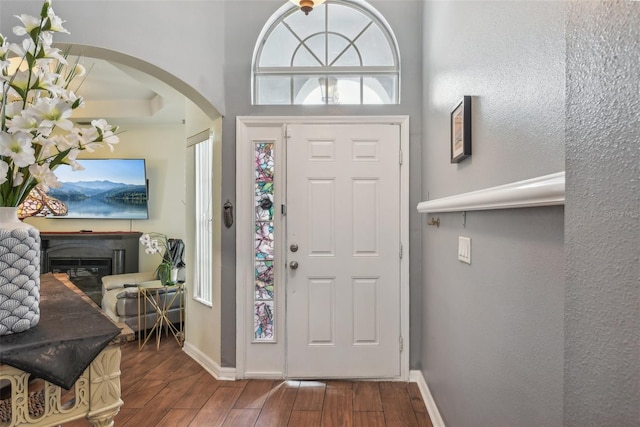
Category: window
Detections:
[
  {"x1": 193, "y1": 132, "x2": 213, "y2": 306},
  {"x1": 252, "y1": 0, "x2": 400, "y2": 105},
  {"x1": 254, "y1": 142, "x2": 275, "y2": 340}
]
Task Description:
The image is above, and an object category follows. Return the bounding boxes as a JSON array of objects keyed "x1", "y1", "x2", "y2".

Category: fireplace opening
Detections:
[{"x1": 48, "y1": 258, "x2": 112, "y2": 306}]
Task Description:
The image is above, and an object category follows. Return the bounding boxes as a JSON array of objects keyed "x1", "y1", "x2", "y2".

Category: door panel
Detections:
[
  {"x1": 308, "y1": 180, "x2": 335, "y2": 255},
  {"x1": 308, "y1": 278, "x2": 335, "y2": 343},
  {"x1": 286, "y1": 123, "x2": 400, "y2": 378}
]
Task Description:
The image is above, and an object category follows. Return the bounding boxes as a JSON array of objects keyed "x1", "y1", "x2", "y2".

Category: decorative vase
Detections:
[
  {"x1": 0, "y1": 207, "x2": 41, "y2": 335},
  {"x1": 157, "y1": 262, "x2": 171, "y2": 286},
  {"x1": 170, "y1": 268, "x2": 179, "y2": 285}
]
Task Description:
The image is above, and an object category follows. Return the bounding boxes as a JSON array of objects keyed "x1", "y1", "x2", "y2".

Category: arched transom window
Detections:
[{"x1": 252, "y1": 0, "x2": 400, "y2": 105}]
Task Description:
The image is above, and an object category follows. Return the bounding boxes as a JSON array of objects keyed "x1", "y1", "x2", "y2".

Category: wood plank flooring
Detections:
[{"x1": 64, "y1": 338, "x2": 433, "y2": 427}]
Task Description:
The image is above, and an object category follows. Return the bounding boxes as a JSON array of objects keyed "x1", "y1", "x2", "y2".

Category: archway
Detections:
[
  {"x1": 57, "y1": 44, "x2": 221, "y2": 123},
  {"x1": 22, "y1": 43, "x2": 225, "y2": 374}
]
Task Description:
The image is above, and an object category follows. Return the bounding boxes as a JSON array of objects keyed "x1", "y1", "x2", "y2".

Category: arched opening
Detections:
[
  {"x1": 17, "y1": 43, "x2": 224, "y2": 365},
  {"x1": 56, "y1": 44, "x2": 221, "y2": 125}
]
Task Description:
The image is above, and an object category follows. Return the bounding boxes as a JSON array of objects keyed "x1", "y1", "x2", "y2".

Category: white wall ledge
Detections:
[{"x1": 417, "y1": 172, "x2": 565, "y2": 213}]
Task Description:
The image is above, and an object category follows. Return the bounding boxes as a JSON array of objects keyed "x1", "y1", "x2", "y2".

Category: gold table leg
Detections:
[{"x1": 138, "y1": 284, "x2": 184, "y2": 351}]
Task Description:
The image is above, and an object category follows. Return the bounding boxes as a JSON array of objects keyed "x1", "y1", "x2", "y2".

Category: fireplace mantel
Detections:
[{"x1": 40, "y1": 231, "x2": 142, "y2": 275}]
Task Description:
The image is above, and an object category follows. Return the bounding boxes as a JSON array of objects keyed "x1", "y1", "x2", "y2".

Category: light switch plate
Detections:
[{"x1": 458, "y1": 236, "x2": 471, "y2": 264}]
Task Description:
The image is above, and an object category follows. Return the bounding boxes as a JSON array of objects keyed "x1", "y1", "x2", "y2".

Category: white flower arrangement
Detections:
[
  {"x1": 139, "y1": 232, "x2": 172, "y2": 258},
  {"x1": 140, "y1": 232, "x2": 179, "y2": 285},
  {"x1": 0, "y1": 0, "x2": 119, "y2": 207}
]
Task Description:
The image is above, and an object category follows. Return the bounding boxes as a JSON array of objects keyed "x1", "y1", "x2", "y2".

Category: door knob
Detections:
[
  {"x1": 290, "y1": 243, "x2": 299, "y2": 252},
  {"x1": 289, "y1": 261, "x2": 299, "y2": 270}
]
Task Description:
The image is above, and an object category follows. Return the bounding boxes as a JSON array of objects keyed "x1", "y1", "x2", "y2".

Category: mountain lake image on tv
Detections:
[{"x1": 49, "y1": 159, "x2": 149, "y2": 219}]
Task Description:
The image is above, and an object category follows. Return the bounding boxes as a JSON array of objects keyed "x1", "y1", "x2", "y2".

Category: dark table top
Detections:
[{"x1": 0, "y1": 273, "x2": 122, "y2": 389}]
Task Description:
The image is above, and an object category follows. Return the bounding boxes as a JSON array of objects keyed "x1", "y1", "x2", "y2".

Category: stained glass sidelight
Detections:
[
  {"x1": 254, "y1": 301, "x2": 274, "y2": 340},
  {"x1": 255, "y1": 182, "x2": 274, "y2": 221},
  {"x1": 255, "y1": 144, "x2": 274, "y2": 181},
  {"x1": 255, "y1": 222, "x2": 274, "y2": 260},
  {"x1": 255, "y1": 261, "x2": 274, "y2": 299},
  {"x1": 254, "y1": 142, "x2": 275, "y2": 341}
]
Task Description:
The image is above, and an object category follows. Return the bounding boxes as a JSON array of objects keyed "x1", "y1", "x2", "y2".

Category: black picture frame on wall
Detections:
[{"x1": 450, "y1": 96, "x2": 472, "y2": 163}]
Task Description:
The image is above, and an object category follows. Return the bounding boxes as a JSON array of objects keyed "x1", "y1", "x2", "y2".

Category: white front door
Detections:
[{"x1": 285, "y1": 123, "x2": 401, "y2": 378}]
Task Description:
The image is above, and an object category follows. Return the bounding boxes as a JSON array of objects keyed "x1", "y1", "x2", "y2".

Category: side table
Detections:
[
  {"x1": 137, "y1": 281, "x2": 185, "y2": 351},
  {"x1": 0, "y1": 273, "x2": 133, "y2": 427}
]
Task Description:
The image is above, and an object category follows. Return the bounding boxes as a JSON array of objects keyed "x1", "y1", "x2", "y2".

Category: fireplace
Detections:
[
  {"x1": 40, "y1": 232, "x2": 142, "y2": 306},
  {"x1": 48, "y1": 258, "x2": 113, "y2": 306}
]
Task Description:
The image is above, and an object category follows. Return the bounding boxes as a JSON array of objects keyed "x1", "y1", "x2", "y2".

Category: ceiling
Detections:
[{"x1": 69, "y1": 57, "x2": 186, "y2": 127}]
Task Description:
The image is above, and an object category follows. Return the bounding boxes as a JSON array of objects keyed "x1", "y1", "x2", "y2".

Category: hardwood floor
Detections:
[{"x1": 64, "y1": 338, "x2": 433, "y2": 427}]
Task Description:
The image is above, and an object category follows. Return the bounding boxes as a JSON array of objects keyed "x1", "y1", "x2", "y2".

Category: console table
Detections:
[{"x1": 0, "y1": 273, "x2": 134, "y2": 427}]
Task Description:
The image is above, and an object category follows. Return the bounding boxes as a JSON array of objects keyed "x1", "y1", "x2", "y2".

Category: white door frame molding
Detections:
[{"x1": 235, "y1": 116, "x2": 410, "y2": 380}]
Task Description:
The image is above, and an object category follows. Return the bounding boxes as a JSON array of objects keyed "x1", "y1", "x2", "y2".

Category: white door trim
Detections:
[{"x1": 235, "y1": 116, "x2": 410, "y2": 380}]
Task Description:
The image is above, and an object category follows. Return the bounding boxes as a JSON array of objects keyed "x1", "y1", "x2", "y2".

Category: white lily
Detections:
[
  {"x1": 12, "y1": 14, "x2": 42, "y2": 37},
  {"x1": 46, "y1": 4, "x2": 69, "y2": 34},
  {"x1": 30, "y1": 99, "x2": 74, "y2": 131},
  {"x1": 7, "y1": 115, "x2": 39, "y2": 134},
  {"x1": 28, "y1": 163, "x2": 60, "y2": 191},
  {"x1": 43, "y1": 46, "x2": 67, "y2": 64},
  {"x1": 0, "y1": 131, "x2": 36, "y2": 167},
  {"x1": 0, "y1": 132, "x2": 36, "y2": 168},
  {"x1": 61, "y1": 148, "x2": 84, "y2": 171},
  {"x1": 8, "y1": 39, "x2": 37, "y2": 60},
  {"x1": 46, "y1": 134, "x2": 76, "y2": 152},
  {"x1": 0, "y1": 0, "x2": 120, "y2": 209},
  {"x1": 2, "y1": 68, "x2": 33, "y2": 95},
  {"x1": 0, "y1": 161, "x2": 9, "y2": 186},
  {"x1": 12, "y1": 171, "x2": 24, "y2": 187}
]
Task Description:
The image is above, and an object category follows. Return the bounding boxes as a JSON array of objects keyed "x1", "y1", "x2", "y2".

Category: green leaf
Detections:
[
  {"x1": 9, "y1": 84, "x2": 26, "y2": 100},
  {"x1": 31, "y1": 77, "x2": 42, "y2": 90},
  {"x1": 29, "y1": 27, "x2": 41, "y2": 41},
  {"x1": 25, "y1": 52, "x2": 36, "y2": 68},
  {"x1": 42, "y1": 17, "x2": 52, "y2": 32}
]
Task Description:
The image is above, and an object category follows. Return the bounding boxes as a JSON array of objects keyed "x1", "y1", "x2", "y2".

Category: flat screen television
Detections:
[{"x1": 48, "y1": 158, "x2": 149, "y2": 219}]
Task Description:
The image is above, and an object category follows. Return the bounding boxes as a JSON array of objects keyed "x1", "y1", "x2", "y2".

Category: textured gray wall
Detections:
[
  {"x1": 422, "y1": 1, "x2": 565, "y2": 197},
  {"x1": 565, "y1": 3, "x2": 640, "y2": 426},
  {"x1": 421, "y1": 2, "x2": 565, "y2": 426},
  {"x1": 23, "y1": 0, "x2": 226, "y2": 115},
  {"x1": 220, "y1": 0, "x2": 424, "y2": 367}
]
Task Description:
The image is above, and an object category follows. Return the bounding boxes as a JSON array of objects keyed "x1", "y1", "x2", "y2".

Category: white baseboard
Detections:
[
  {"x1": 409, "y1": 370, "x2": 445, "y2": 427},
  {"x1": 183, "y1": 342, "x2": 236, "y2": 381}
]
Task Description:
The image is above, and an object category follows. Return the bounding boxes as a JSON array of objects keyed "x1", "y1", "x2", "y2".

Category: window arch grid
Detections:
[
  {"x1": 291, "y1": 35, "x2": 326, "y2": 67},
  {"x1": 255, "y1": 66, "x2": 397, "y2": 74},
  {"x1": 252, "y1": 0, "x2": 400, "y2": 105}
]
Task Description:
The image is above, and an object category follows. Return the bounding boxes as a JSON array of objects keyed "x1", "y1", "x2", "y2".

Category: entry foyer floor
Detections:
[{"x1": 64, "y1": 338, "x2": 434, "y2": 426}]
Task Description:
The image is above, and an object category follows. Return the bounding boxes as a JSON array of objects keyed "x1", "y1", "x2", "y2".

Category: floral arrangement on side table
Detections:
[
  {"x1": 0, "y1": 0, "x2": 119, "y2": 208},
  {"x1": 140, "y1": 232, "x2": 180, "y2": 286}
]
